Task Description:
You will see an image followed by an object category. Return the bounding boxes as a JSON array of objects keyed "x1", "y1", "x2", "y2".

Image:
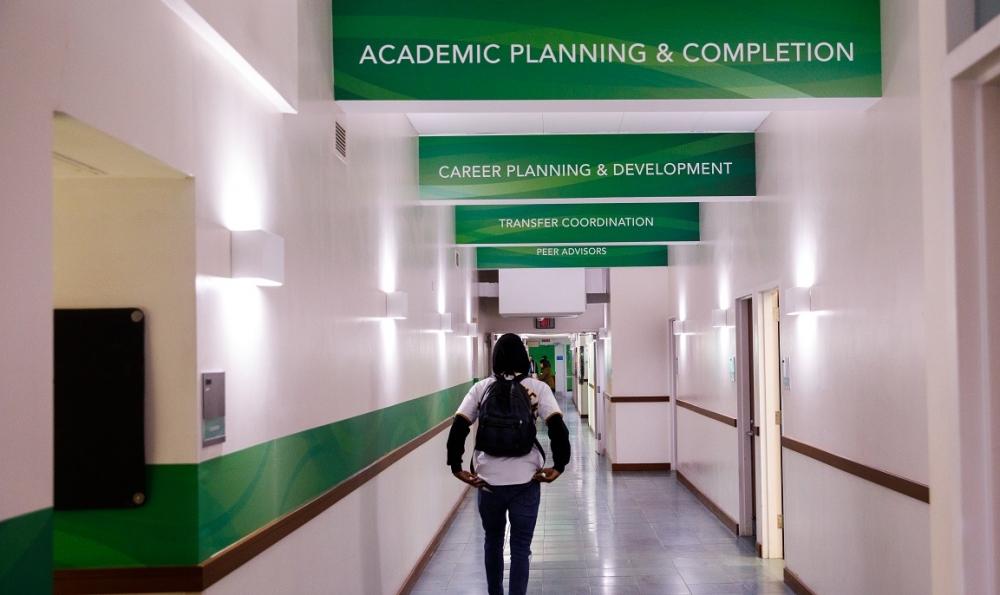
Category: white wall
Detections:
[
  {"x1": 48, "y1": 0, "x2": 477, "y2": 461},
  {"x1": 0, "y1": 0, "x2": 477, "y2": 590},
  {"x1": 54, "y1": 178, "x2": 199, "y2": 464},
  {"x1": 613, "y1": 402, "x2": 671, "y2": 464},
  {"x1": 608, "y1": 268, "x2": 670, "y2": 396},
  {"x1": 204, "y1": 432, "x2": 468, "y2": 595},
  {"x1": 676, "y1": 407, "x2": 739, "y2": 518},
  {"x1": 605, "y1": 267, "x2": 672, "y2": 465},
  {"x1": 0, "y1": 1, "x2": 60, "y2": 524},
  {"x1": 667, "y1": 0, "x2": 931, "y2": 590},
  {"x1": 185, "y1": 0, "x2": 299, "y2": 108}
]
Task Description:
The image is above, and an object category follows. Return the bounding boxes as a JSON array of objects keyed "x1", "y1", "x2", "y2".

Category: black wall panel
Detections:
[{"x1": 54, "y1": 308, "x2": 146, "y2": 509}]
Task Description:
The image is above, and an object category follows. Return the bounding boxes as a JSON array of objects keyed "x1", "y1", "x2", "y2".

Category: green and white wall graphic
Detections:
[
  {"x1": 455, "y1": 203, "x2": 699, "y2": 245},
  {"x1": 53, "y1": 382, "x2": 472, "y2": 569},
  {"x1": 332, "y1": 0, "x2": 881, "y2": 100},
  {"x1": 0, "y1": 509, "x2": 53, "y2": 595},
  {"x1": 420, "y1": 134, "x2": 755, "y2": 202}
]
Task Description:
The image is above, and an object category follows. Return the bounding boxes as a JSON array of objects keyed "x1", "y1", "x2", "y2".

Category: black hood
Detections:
[{"x1": 492, "y1": 333, "x2": 529, "y2": 375}]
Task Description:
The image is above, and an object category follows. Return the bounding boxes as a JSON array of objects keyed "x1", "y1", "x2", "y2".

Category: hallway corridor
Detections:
[{"x1": 412, "y1": 395, "x2": 792, "y2": 594}]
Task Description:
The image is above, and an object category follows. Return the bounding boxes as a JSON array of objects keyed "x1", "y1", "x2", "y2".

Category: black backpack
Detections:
[{"x1": 475, "y1": 374, "x2": 539, "y2": 458}]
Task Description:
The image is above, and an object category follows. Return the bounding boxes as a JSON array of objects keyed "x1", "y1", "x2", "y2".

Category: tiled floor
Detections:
[{"x1": 411, "y1": 394, "x2": 793, "y2": 594}]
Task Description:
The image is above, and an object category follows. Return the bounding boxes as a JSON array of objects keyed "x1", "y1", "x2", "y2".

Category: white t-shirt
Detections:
[{"x1": 456, "y1": 375, "x2": 562, "y2": 486}]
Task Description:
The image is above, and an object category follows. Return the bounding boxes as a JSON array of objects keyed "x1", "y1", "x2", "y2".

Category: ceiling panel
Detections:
[
  {"x1": 618, "y1": 112, "x2": 705, "y2": 133},
  {"x1": 465, "y1": 113, "x2": 544, "y2": 134},
  {"x1": 695, "y1": 112, "x2": 770, "y2": 132},
  {"x1": 408, "y1": 111, "x2": 771, "y2": 135},
  {"x1": 406, "y1": 113, "x2": 471, "y2": 135},
  {"x1": 542, "y1": 112, "x2": 624, "y2": 134}
]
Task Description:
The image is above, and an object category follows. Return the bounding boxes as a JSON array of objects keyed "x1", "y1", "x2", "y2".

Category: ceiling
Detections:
[{"x1": 407, "y1": 111, "x2": 770, "y2": 135}]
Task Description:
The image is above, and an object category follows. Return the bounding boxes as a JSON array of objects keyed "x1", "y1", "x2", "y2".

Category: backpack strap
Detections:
[{"x1": 512, "y1": 374, "x2": 545, "y2": 461}]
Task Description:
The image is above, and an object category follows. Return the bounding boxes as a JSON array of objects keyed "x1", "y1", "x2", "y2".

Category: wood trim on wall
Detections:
[
  {"x1": 676, "y1": 399, "x2": 738, "y2": 427},
  {"x1": 53, "y1": 567, "x2": 202, "y2": 595},
  {"x1": 676, "y1": 471, "x2": 739, "y2": 535},
  {"x1": 781, "y1": 437, "x2": 930, "y2": 503},
  {"x1": 611, "y1": 463, "x2": 671, "y2": 472},
  {"x1": 604, "y1": 393, "x2": 671, "y2": 403},
  {"x1": 54, "y1": 417, "x2": 458, "y2": 595},
  {"x1": 397, "y1": 486, "x2": 471, "y2": 595},
  {"x1": 784, "y1": 568, "x2": 819, "y2": 595}
]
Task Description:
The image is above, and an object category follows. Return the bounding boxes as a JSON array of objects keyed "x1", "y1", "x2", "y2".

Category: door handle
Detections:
[{"x1": 746, "y1": 431, "x2": 754, "y2": 437}]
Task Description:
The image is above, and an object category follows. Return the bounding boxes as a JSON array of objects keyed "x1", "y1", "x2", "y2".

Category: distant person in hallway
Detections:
[
  {"x1": 537, "y1": 356, "x2": 556, "y2": 392},
  {"x1": 447, "y1": 333, "x2": 571, "y2": 595}
]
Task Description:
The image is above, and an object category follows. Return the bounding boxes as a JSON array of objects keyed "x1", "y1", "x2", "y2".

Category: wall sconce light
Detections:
[
  {"x1": 785, "y1": 287, "x2": 812, "y2": 315},
  {"x1": 384, "y1": 291, "x2": 408, "y2": 319},
  {"x1": 711, "y1": 308, "x2": 734, "y2": 328},
  {"x1": 465, "y1": 322, "x2": 478, "y2": 337},
  {"x1": 439, "y1": 312, "x2": 453, "y2": 332},
  {"x1": 231, "y1": 229, "x2": 284, "y2": 286},
  {"x1": 672, "y1": 320, "x2": 687, "y2": 335}
]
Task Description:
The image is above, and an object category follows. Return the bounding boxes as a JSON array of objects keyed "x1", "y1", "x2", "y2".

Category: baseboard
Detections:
[
  {"x1": 675, "y1": 471, "x2": 739, "y2": 535},
  {"x1": 579, "y1": 413, "x2": 588, "y2": 418},
  {"x1": 784, "y1": 568, "x2": 819, "y2": 595},
  {"x1": 611, "y1": 463, "x2": 671, "y2": 472},
  {"x1": 397, "y1": 486, "x2": 471, "y2": 595}
]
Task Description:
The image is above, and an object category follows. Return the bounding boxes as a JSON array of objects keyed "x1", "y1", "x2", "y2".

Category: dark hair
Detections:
[{"x1": 492, "y1": 333, "x2": 529, "y2": 375}]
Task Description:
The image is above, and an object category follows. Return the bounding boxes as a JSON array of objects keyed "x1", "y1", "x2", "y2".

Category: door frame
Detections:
[
  {"x1": 937, "y1": 24, "x2": 1000, "y2": 590},
  {"x1": 735, "y1": 296, "x2": 756, "y2": 539},
  {"x1": 754, "y1": 284, "x2": 784, "y2": 559},
  {"x1": 667, "y1": 316, "x2": 679, "y2": 472},
  {"x1": 594, "y1": 336, "x2": 606, "y2": 454}
]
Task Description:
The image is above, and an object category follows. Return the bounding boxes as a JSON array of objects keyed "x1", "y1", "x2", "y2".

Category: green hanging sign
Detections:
[
  {"x1": 420, "y1": 133, "x2": 754, "y2": 202},
  {"x1": 455, "y1": 203, "x2": 699, "y2": 245},
  {"x1": 477, "y1": 246, "x2": 669, "y2": 268},
  {"x1": 332, "y1": 0, "x2": 881, "y2": 101}
]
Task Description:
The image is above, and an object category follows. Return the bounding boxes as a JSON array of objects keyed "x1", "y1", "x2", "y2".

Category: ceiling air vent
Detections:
[{"x1": 335, "y1": 121, "x2": 347, "y2": 162}]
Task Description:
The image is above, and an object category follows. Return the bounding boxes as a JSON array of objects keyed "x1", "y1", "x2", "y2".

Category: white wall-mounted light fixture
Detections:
[
  {"x1": 597, "y1": 327, "x2": 608, "y2": 340},
  {"x1": 231, "y1": 229, "x2": 284, "y2": 286},
  {"x1": 785, "y1": 287, "x2": 812, "y2": 315},
  {"x1": 439, "y1": 312, "x2": 454, "y2": 332},
  {"x1": 384, "y1": 291, "x2": 408, "y2": 319},
  {"x1": 672, "y1": 320, "x2": 687, "y2": 336},
  {"x1": 711, "y1": 308, "x2": 735, "y2": 328},
  {"x1": 465, "y1": 322, "x2": 478, "y2": 337}
]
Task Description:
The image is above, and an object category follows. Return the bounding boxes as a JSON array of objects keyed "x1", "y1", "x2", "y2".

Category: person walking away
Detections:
[{"x1": 447, "y1": 333, "x2": 571, "y2": 595}]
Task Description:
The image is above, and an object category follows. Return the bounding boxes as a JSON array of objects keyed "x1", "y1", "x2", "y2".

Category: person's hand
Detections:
[
  {"x1": 533, "y1": 468, "x2": 561, "y2": 483},
  {"x1": 454, "y1": 470, "x2": 488, "y2": 488}
]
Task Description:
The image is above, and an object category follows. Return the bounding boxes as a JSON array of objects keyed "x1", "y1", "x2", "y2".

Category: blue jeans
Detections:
[{"x1": 477, "y1": 481, "x2": 541, "y2": 595}]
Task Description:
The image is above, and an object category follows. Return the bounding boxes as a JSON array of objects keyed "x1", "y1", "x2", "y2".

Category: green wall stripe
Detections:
[
  {"x1": 54, "y1": 466, "x2": 199, "y2": 568},
  {"x1": 0, "y1": 508, "x2": 53, "y2": 595},
  {"x1": 54, "y1": 381, "x2": 473, "y2": 569}
]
